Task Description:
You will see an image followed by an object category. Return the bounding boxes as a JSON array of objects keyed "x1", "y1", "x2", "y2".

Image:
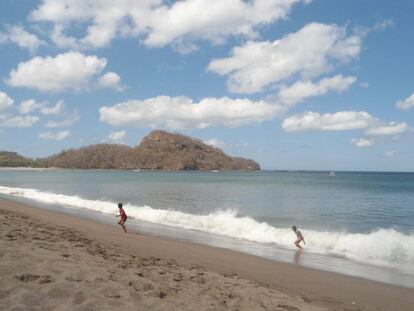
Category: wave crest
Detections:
[{"x1": 1, "y1": 185, "x2": 413, "y2": 272}]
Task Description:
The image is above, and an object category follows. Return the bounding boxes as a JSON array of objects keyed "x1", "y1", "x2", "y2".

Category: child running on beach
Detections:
[
  {"x1": 292, "y1": 225, "x2": 305, "y2": 249},
  {"x1": 116, "y1": 202, "x2": 128, "y2": 233}
]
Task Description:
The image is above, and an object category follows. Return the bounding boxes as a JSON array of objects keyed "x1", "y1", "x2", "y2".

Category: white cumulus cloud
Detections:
[
  {"x1": 278, "y1": 75, "x2": 357, "y2": 106},
  {"x1": 29, "y1": 0, "x2": 309, "y2": 51},
  {"x1": 0, "y1": 25, "x2": 45, "y2": 52},
  {"x1": 40, "y1": 100, "x2": 65, "y2": 115},
  {"x1": 39, "y1": 130, "x2": 70, "y2": 141},
  {"x1": 0, "y1": 93, "x2": 39, "y2": 128},
  {"x1": 282, "y1": 110, "x2": 411, "y2": 147},
  {"x1": 0, "y1": 115, "x2": 39, "y2": 128},
  {"x1": 45, "y1": 111, "x2": 79, "y2": 128},
  {"x1": 97, "y1": 72, "x2": 123, "y2": 91},
  {"x1": 19, "y1": 99, "x2": 68, "y2": 115},
  {"x1": 282, "y1": 111, "x2": 375, "y2": 132},
  {"x1": 208, "y1": 22, "x2": 362, "y2": 93},
  {"x1": 19, "y1": 99, "x2": 43, "y2": 114},
  {"x1": 107, "y1": 130, "x2": 126, "y2": 143},
  {"x1": 365, "y1": 122, "x2": 410, "y2": 136},
  {"x1": 0, "y1": 92, "x2": 14, "y2": 111},
  {"x1": 143, "y1": 0, "x2": 309, "y2": 49},
  {"x1": 395, "y1": 93, "x2": 414, "y2": 110},
  {"x1": 350, "y1": 138, "x2": 374, "y2": 148},
  {"x1": 6, "y1": 52, "x2": 122, "y2": 92},
  {"x1": 203, "y1": 138, "x2": 225, "y2": 148},
  {"x1": 30, "y1": 0, "x2": 155, "y2": 49},
  {"x1": 100, "y1": 96, "x2": 281, "y2": 129}
]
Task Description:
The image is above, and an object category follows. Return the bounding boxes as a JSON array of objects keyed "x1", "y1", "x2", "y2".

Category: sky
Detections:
[{"x1": 0, "y1": 0, "x2": 413, "y2": 171}]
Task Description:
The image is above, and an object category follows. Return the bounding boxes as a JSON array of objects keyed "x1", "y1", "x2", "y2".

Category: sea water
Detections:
[{"x1": 0, "y1": 169, "x2": 413, "y2": 288}]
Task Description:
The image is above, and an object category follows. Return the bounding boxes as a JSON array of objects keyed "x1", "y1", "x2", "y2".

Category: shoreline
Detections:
[
  {"x1": 0, "y1": 167, "x2": 260, "y2": 172},
  {"x1": 2, "y1": 167, "x2": 414, "y2": 173},
  {"x1": 1, "y1": 184, "x2": 413, "y2": 288},
  {"x1": 1, "y1": 198, "x2": 413, "y2": 310}
]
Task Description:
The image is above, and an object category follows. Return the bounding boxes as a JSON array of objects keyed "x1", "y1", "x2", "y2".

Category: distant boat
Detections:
[
  {"x1": 211, "y1": 170, "x2": 220, "y2": 173},
  {"x1": 133, "y1": 169, "x2": 141, "y2": 172},
  {"x1": 329, "y1": 171, "x2": 336, "y2": 176}
]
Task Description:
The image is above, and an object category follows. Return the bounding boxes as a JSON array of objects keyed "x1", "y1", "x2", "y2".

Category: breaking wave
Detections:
[{"x1": 1, "y1": 185, "x2": 413, "y2": 273}]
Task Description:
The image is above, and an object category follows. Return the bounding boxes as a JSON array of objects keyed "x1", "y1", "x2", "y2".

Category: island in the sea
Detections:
[{"x1": 0, "y1": 130, "x2": 260, "y2": 171}]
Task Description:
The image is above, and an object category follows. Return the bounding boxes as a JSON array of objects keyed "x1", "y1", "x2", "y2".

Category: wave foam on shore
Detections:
[{"x1": 1, "y1": 185, "x2": 413, "y2": 274}]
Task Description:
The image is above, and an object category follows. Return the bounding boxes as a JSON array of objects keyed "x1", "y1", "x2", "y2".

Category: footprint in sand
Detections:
[
  {"x1": 15, "y1": 273, "x2": 55, "y2": 284},
  {"x1": 15, "y1": 273, "x2": 40, "y2": 282},
  {"x1": 38, "y1": 275, "x2": 55, "y2": 284},
  {"x1": 65, "y1": 272, "x2": 84, "y2": 282},
  {"x1": 277, "y1": 304, "x2": 301, "y2": 311}
]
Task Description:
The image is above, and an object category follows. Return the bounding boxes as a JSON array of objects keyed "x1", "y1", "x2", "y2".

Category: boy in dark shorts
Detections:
[
  {"x1": 292, "y1": 225, "x2": 305, "y2": 249},
  {"x1": 116, "y1": 202, "x2": 128, "y2": 233}
]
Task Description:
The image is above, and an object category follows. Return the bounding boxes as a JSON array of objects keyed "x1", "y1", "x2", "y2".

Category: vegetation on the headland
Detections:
[
  {"x1": 0, "y1": 130, "x2": 260, "y2": 171},
  {"x1": 0, "y1": 151, "x2": 40, "y2": 168}
]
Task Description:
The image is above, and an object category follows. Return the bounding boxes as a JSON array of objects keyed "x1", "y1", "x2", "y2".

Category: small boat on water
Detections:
[{"x1": 329, "y1": 171, "x2": 336, "y2": 176}]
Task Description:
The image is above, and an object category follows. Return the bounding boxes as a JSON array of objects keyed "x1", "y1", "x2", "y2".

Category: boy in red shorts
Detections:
[{"x1": 116, "y1": 202, "x2": 128, "y2": 233}]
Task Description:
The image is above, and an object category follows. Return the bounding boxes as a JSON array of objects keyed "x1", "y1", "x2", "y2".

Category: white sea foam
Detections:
[{"x1": 1, "y1": 185, "x2": 413, "y2": 273}]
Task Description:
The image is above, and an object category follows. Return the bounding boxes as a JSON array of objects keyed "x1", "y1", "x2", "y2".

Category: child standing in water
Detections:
[
  {"x1": 116, "y1": 202, "x2": 128, "y2": 233},
  {"x1": 292, "y1": 225, "x2": 305, "y2": 249}
]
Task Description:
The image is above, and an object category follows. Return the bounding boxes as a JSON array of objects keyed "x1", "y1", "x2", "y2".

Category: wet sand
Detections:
[{"x1": 0, "y1": 198, "x2": 413, "y2": 310}]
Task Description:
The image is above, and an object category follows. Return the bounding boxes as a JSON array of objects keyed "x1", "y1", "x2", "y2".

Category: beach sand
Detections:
[{"x1": 0, "y1": 198, "x2": 413, "y2": 311}]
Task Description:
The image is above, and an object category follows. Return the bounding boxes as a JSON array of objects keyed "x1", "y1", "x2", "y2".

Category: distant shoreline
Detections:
[
  {"x1": 1, "y1": 167, "x2": 414, "y2": 173},
  {"x1": 0, "y1": 166, "x2": 261, "y2": 172},
  {"x1": 0, "y1": 167, "x2": 58, "y2": 171}
]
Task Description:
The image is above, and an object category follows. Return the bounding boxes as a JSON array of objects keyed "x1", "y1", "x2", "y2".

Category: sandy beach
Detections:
[{"x1": 1, "y1": 198, "x2": 413, "y2": 311}]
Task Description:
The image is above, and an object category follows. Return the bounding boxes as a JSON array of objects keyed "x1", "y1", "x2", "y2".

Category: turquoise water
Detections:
[{"x1": 1, "y1": 169, "x2": 413, "y2": 287}]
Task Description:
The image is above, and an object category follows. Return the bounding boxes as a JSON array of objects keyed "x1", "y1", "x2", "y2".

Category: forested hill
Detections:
[
  {"x1": 1, "y1": 131, "x2": 260, "y2": 171},
  {"x1": 0, "y1": 151, "x2": 39, "y2": 168}
]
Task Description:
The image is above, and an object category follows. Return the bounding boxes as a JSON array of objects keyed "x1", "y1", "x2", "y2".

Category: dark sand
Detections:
[{"x1": 0, "y1": 198, "x2": 413, "y2": 310}]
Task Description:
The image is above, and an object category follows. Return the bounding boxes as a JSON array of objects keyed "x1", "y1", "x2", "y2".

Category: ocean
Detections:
[{"x1": 1, "y1": 169, "x2": 413, "y2": 288}]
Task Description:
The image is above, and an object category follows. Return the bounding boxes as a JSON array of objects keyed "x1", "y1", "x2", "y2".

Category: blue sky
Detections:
[{"x1": 0, "y1": 0, "x2": 413, "y2": 171}]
